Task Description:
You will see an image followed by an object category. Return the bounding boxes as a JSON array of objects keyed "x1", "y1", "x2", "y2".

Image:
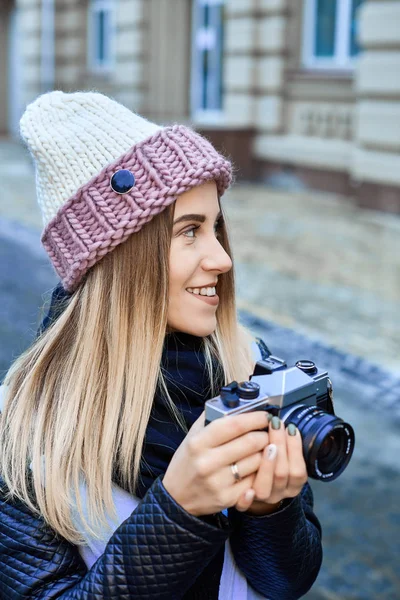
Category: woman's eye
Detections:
[
  {"x1": 182, "y1": 220, "x2": 223, "y2": 240},
  {"x1": 183, "y1": 226, "x2": 198, "y2": 239}
]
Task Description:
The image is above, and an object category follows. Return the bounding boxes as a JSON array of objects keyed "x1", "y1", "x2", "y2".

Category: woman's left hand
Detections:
[{"x1": 235, "y1": 417, "x2": 308, "y2": 515}]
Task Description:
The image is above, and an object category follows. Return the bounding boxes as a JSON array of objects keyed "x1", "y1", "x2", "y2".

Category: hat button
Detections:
[{"x1": 110, "y1": 169, "x2": 136, "y2": 194}]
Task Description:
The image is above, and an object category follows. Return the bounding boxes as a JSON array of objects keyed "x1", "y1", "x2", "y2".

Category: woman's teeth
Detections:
[{"x1": 187, "y1": 287, "x2": 216, "y2": 296}]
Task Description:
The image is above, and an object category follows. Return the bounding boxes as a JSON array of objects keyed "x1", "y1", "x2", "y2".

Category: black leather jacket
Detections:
[{"x1": 0, "y1": 471, "x2": 322, "y2": 599}]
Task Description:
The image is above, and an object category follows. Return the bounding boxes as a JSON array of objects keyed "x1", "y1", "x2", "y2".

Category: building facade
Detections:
[{"x1": 0, "y1": 0, "x2": 399, "y2": 212}]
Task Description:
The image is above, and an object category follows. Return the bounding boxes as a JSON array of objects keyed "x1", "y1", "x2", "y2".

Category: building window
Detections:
[
  {"x1": 191, "y1": 0, "x2": 224, "y2": 122},
  {"x1": 88, "y1": 0, "x2": 114, "y2": 72},
  {"x1": 303, "y1": 0, "x2": 364, "y2": 69}
]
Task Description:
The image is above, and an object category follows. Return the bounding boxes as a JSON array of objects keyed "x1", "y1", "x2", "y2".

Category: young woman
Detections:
[{"x1": 0, "y1": 91, "x2": 322, "y2": 599}]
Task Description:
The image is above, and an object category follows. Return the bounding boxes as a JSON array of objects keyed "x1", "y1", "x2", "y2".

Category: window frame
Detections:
[
  {"x1": 190, "y1": 0, "x2": 225, "y2": 123},
  {"x1": 87, "y1": 0, "x2": 115, "y2": 74},
  {"x1": 302, "y1": 0, "x2": 362, "y2": 71}
]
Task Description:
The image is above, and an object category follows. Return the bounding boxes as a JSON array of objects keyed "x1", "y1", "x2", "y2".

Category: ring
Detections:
[{"x1": 231, "y1": 462, "x2": 242, "y2": 482}]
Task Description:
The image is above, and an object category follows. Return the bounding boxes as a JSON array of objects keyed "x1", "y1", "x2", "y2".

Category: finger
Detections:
[
  {"x1": 251, "y1": 443, "x2": 278, "y2": 501},
  {"x1": 224, "y1": 473, "x2": 258, "y2": 509},
  {"x1": 204, "y1": 450, "x2": 263, "y2": 496},
  {"x1": 286, "y1": 423, "x2": 308, "y2": 495},
  {"x1": 268, "y1": 416, "x2": 289, "y2": 495},
  {"x1": 200, "y1": 411, "x2": 270, "y2": 449},
  {"x1": 235, "y1": 488, "x2": 256, "y2": 512},
  {"x1": 228, "y1": 451, "x2": 264, "y2": 483},
  {"x1": 211, "y1": 429, "x2": 269, "y2": 471}
]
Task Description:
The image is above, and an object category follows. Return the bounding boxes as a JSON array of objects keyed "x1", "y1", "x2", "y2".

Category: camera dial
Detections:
[
  {"x1": 295, "y1": 360, "x2": 317, "y2": 374},
  {"x1": 237, "y1": 381, "x2": 260, "y2": 400}
]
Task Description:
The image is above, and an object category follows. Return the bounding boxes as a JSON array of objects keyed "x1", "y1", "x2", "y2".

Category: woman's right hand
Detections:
[{"x1": 162, "y1": 410, "x2": 270, "y2": 516}]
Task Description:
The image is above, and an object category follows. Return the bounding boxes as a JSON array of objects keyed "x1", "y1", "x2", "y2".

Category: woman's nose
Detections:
[{"x1": 201, "y1": 240, "x2": 233, "y2": 274}]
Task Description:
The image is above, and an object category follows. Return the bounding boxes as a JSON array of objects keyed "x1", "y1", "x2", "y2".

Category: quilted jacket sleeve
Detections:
[
  {"x1": 228, "y1": 482, "x2": 322, "y2": 600},
  {"x1": 0, "y1": 475, "x2": 232, "y2": 600}
]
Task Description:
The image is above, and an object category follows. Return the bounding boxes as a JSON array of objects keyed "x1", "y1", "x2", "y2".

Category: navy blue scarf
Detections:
[
  {"x1": 38, "y1": 284, "x2": 224, "y2": 499},
  {"x1": 136, "y1": 331, "x2": 224, "y2": 498}
]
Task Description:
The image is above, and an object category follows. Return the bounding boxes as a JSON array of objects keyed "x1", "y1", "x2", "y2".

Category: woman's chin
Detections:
[
  {"x1": 191, "y1": 326, "x2": 216, "y2": 337},
  {"x1": 168, "y1": 316, "x2": 217, "y2": 338}
]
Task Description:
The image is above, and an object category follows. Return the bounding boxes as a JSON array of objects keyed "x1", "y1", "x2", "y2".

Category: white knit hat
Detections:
[
  {"x1": 20, "y1": 90, "x2": 162, "y2": 226},
  {"x1": 19, "y1": 90, "x2": 232, "y2": 291}
]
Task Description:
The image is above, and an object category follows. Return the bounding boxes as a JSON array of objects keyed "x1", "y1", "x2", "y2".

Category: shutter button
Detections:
[{"x1": 220, "y1": 381, "x2": 240, "y2": 408}]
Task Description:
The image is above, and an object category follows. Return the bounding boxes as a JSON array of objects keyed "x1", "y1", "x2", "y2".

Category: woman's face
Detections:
[{"x1": 168, "y1": 180, "x2": 233, "y2": 337}]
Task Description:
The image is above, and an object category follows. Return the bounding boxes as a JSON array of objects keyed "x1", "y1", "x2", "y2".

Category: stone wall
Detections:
[
  {"x1": 16, "y1": 0, "x2": 42, "y2": 115},
  {"x1": 352, "y1": 0, "x2": 400, "y2": 211},
  {"x1": 254, "y1": 0, "x2": 356, "y2": 175},
  {"x1": 221, "y1": 0, "x2": 400, "y2": 211},
  {"x1": 1, "y1": 0, "x2": 399, "y2": 211}
]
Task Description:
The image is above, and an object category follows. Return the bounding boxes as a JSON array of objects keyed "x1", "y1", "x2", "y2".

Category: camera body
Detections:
[{"x1": 205, "y1": 356, "x2": 355, "y2": 481}]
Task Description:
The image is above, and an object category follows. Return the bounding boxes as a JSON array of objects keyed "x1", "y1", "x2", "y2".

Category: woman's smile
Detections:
[{"x1": 186, "y1": 289, "x2": 219, "y2": 306}]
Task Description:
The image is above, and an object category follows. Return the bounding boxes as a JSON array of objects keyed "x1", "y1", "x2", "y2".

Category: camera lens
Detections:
[
  {"x1": 319, "y1": 434, "x2": 334, "y2": 459},
  {"x1": 284, "y1": 406, "x2": 355, "y2": 481}
]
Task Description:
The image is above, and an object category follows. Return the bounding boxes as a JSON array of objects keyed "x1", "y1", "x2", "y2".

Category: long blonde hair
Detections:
[{"x1": 0, "y1": 201, "x2": 255, "y2": 544}]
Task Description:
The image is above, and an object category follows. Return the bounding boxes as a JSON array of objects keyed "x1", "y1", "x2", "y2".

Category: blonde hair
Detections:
[{"x1": 0, "y1": 202, "x2": 255, "y2": 544}]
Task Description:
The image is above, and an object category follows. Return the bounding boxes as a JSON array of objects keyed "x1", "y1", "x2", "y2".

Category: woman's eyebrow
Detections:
[{"x1": 173, "y1": 211, "x2": 222, "y2": 226}]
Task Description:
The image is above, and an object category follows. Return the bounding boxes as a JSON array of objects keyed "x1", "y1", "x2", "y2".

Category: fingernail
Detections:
[
  {"x1": 266, "y1": 444, "x2": 277, "y2": 461},
  {"x1": 266, "y1": 413, "x2": 273, "y2": 423},
  {"x1": 287, "y1": 423, "x2": 297, "y2": 436},
  {"x1": 245, "y1": 489, "x2": 255, "y2": 503},
  {"x1": 271, "y1": 416, "x2": 281, "y2": 430}
]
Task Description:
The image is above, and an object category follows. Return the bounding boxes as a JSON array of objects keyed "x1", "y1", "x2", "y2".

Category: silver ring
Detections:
[{"x1": 231, "y1": 462, "x2": 242, "y2": 482}]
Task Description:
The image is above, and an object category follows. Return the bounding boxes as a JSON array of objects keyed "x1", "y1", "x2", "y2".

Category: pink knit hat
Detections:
[{"x1": 19, "y1": 91, "x2": 232, "y2": 291}]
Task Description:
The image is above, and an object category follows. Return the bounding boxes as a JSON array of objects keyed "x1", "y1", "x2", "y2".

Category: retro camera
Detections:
[{"x1": 205, "y1": 355, "x2": 355, "y2": 481}]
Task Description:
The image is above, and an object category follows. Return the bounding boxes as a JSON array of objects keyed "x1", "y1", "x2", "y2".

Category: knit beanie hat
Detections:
[{"x1": 20, "y1": 91, "x2": 232, "y2": 291}]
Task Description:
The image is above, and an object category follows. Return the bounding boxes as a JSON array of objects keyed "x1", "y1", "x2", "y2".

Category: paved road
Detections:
[
  {"x1": 228, "y1": 185, "x2": 400, "y2": 377},
  {"x1": 0, "y1": 219, "x2": 56, "y2": 377}
]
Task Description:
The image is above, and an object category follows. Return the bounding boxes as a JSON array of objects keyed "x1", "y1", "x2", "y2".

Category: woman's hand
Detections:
[
  {"x1": 163, "y1": 410, "x2": 271, "y2": 517},
  {"x1": 235, "y1": 417, "x2": 308, "y2": 515}
]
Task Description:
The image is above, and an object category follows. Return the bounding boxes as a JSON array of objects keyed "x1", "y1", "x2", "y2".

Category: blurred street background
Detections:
[{"x1": 0, "y1": 1, "x2": 399, "y2": 599}]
